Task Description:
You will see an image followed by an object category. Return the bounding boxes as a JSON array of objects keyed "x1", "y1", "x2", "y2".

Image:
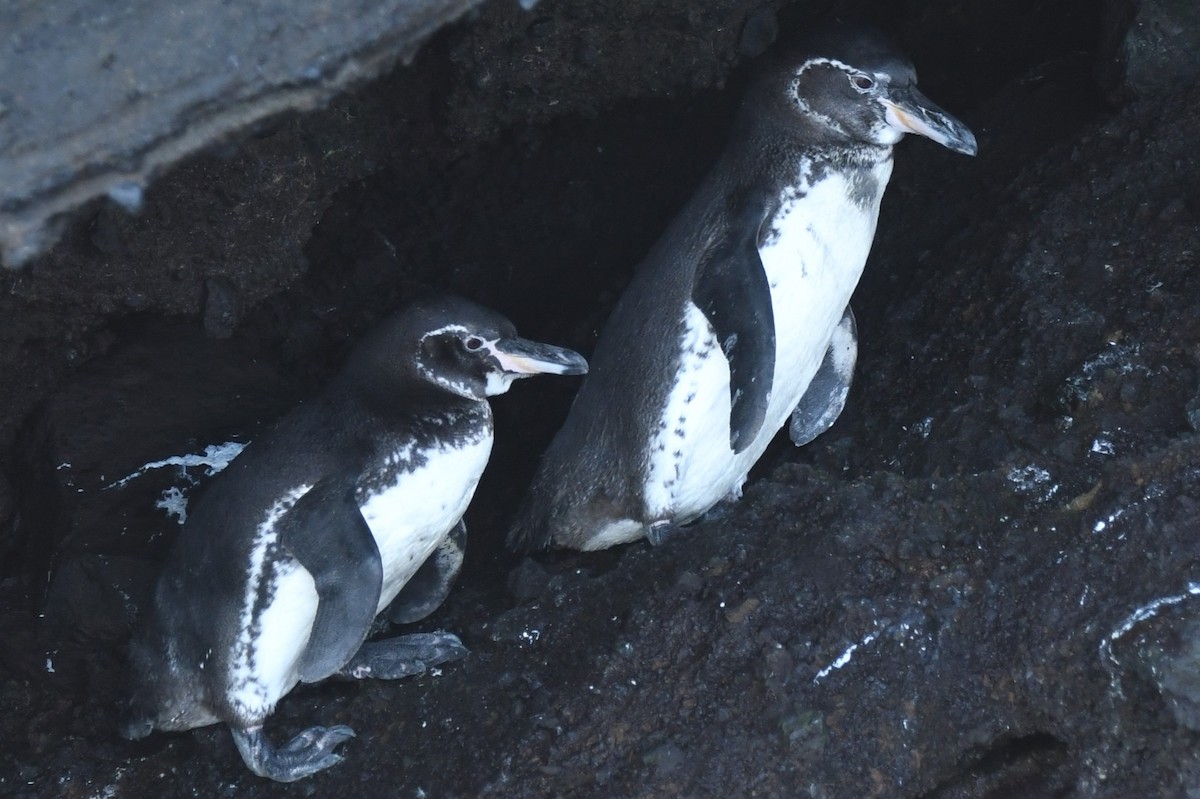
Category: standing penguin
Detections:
[
  {"x1": 511, "y1": 26, "x2": 976, "y2": 551},
  {"x1": 122, "y1": 296, "x2": 587, "y2": 781}
]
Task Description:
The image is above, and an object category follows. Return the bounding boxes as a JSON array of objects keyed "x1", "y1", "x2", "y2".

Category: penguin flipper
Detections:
[
  {"x1": 693, "y1": 212, "x2": 776, "y2": 454},
  {"x1": 385, "y1": 518, "x2": 466, "y2": 625},
  {"x1": 278, "y1": 481, "x2": 383, "y2": 683},
  {"x1": 789, "y1": 306, "x2": 857, "y2": 446}
]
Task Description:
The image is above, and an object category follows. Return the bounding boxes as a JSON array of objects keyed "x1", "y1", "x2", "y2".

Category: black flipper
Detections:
[
  {"x1": 789, "y1": 306, "x2": 857, "y2": 447},
  {"x1": 386, "y1": 519, "x2": 466, "y2": 625},
  {"x1": 337, "y1": 631, "x2": 468, "y2": 680},
  {"x1": 692, "y1": 207, "x2": 776, "y2": 453},
  {"x1": 277, "y1": 480, "x2": 383, "y2": 683},
  {"x1": 231, "y1": 723, "x2": 355, "y2": 783}
]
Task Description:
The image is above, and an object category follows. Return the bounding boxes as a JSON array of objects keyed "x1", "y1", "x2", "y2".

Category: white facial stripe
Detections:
[
  {"x1": 791, "y1": 58, "x2": 855, "y2": 135},
  {"x1": 417, "y1": 324, "x2": 484, "y2": 399},
  {"x1": 794, "y1": 56, "x2": 888, "y2": 88},
  {"x1": 791, "y1": 57, "x2": 901, "y2": 144},
  {"x1": 794, "y1": 56, "x2": 855, "y2": 76},
  {"x1": 789, "y1": 69, "x2": 849, "y2": 138},
  {"x1": 421, "y1": 324, "x2": 471, "y2": 340}
]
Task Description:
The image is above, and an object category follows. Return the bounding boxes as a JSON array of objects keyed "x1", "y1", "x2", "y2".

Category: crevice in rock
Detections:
[{"x1": 920, "y1": 732, "x2": 1073, "y2": 799}]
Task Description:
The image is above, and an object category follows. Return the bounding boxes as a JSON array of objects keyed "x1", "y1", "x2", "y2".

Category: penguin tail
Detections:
[
  {"x1": 508, "y1": 430, "x2": 574, "y2": 551},
  {"x1": 507, "y1": 490, "x2": 553, "y2": 552},
  {"x1": 117, "y1": 642, "x2": 159, "y2": 740}
]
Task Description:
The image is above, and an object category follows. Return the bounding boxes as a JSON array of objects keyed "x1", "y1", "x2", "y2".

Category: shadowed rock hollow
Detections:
[{"x1": 1, "y1": 0, "x2": 1198, "y2": 796}]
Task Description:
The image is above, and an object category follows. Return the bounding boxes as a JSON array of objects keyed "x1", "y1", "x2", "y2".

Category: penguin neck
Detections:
[
  {"x1": 335, "y1": 372, "x2": 488, "y2": 427},
  {"x1": 729, "y1": 118, "x2": 894, "y2": 196}
]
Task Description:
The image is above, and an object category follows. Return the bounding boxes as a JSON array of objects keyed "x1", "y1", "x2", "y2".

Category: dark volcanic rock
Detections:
[
  {"x1": 1100, "y1": 0, "x2": 1200, "y2": 100},
  {"x1": 0, "y1": 470, "x2": 12, "y2": 536},
  {"x1": 8, "y1": 319, "x2": 301, "y2": 582},
  {"x1": 1, "y1": 1, "x2": 1199, "y2": 798}
]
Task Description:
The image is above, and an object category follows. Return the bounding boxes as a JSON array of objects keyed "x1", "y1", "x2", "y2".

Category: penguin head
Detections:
[
  {"x1": 345, "y1": 296, "x2": 588, "y2": 402},
  {"x1": 756, "y1": 25, "x2": 977, "y2": 156}
]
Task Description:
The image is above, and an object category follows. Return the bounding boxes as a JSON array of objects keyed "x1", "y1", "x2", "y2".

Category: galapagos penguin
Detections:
[
  {"x1": 122, "y1": 296, "x2": 587, "y2": 781},
  {"x1": 511, "y1": 26, "x2": 976, "y2": 551}
]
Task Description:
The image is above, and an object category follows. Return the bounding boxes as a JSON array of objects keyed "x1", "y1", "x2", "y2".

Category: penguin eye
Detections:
[
  {"x1": 464, "y1": 336, "x2": 485, "y2": 352},
  {"x1": 851, "y1": 73, "x2": 876, "y2": 92}
]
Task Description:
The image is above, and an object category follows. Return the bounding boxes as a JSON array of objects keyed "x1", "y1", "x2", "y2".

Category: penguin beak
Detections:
[
  {"x1": 882, "y1": 85, "x2": 977, "y2": 156},
  {"x1": 490, "y1": 337, "x2": 589, "y2": 376}
]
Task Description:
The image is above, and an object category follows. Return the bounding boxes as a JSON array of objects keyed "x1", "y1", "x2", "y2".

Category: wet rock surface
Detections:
[{"x1": 2, "y1": 0, "x2": 1199, "y2": 797}]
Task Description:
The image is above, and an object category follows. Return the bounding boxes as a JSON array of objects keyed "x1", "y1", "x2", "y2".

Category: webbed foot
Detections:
[
  {"x1": 231, "y1": 723, "x2": 355, "y2": 782},
  {"x1": 338, "y1": 631, "x2": 468, "y2": 680}
]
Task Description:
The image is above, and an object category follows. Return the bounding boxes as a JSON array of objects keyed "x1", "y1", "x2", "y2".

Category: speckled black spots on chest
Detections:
[
  {"x1": 354, "y1": 409, "x2": 491, "y2": 502},
  {"x1": 512, "y1": 24, "x2": 976, "y2": 552}
]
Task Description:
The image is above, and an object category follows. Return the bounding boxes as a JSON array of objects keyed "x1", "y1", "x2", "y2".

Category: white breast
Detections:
[
  {"x1": 755, "y1": 161, "x2": 892, "y2": 441},
  {"x1": 225, "y1": 432, "x2": 493, "y2": 718},
  {"x1": 644, "y1": 158, "x2": 893, "y2": 524},
  {"x1": 359, "y1": 433, "x2": 493, "y2": 612}
]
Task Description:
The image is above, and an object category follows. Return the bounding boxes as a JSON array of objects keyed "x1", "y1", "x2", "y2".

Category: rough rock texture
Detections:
[
  {"x1": 1099, "y1": 0, "x2": 1200, "y2": 100},
  {"x1": 0, "y1": 0, "x2": 484, "y2": 267},
  {"x1": 2, "y1": 0, "x2": 1199, "y2": 797}
]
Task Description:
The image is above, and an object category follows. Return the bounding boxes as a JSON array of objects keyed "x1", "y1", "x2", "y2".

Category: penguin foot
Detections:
[
  {"x1": 646, "y1": 520, "x2": 678, "y2": 547},
  {"x1": 231, "y1": 723, "x2": 355, "y2": 782},
  {"x1": 338, "y1": 631, "x2": 468, "y2": 680}
]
